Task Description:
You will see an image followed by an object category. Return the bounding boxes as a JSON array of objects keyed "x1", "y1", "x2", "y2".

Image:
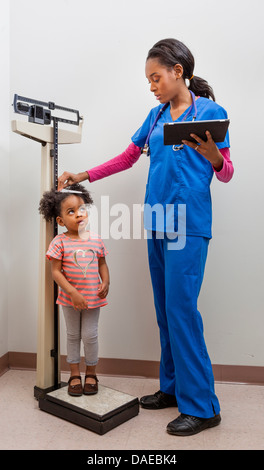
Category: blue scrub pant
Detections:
[{"x1": 147, "y1": 232, "x2": 220, "y2": 418}]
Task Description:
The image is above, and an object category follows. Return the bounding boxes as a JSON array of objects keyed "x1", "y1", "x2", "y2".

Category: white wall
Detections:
[
  {"x1": 7, "y1": 0, "x2": 264, "y2": 366},
  {"x1": 0, "y1": 0, "x2": 10, "y2": 358}
]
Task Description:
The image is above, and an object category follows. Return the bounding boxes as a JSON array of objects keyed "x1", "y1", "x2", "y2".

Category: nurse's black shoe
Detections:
[
  {"x1": 140, "y1": 390, "x2": 177, "y2": 409},
  {"x1": 166, "y1": 413, "x2": 221, "y2": 436}
]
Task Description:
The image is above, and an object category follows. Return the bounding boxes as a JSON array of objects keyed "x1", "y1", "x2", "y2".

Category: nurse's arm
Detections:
[
  {"x1": 213, "y1": 148, "x2": 234, "y2": 183},
  {"x1": 57, "y1": 143, "x2": 141, "y2": 190},
  {"x1": 182, "y1": 131, "x2": 234, "y2": 182},
  {"x1": 87, "y1": 142, "x2": 141, "y2": 183}
]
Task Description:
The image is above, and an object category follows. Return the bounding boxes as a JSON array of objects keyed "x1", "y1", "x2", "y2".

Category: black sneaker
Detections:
[
  {"x1": 140, "y1": 390, "x2": 177, "y2": 409},
  {"x1": 167, "y1": 413, "x2": 221, "y2": 436}
]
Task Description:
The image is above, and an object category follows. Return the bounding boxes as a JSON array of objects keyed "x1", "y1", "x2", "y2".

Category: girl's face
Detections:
[
  {"x1": 145, "y1": 58, "x2": 183, "y2": 104},
  {"x1": 56, "y1": 195, "x2": 88, "y2": 234}
]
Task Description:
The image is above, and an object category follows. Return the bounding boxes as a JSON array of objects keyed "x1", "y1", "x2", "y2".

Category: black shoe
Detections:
[
  {"x1": 167, "y1": 413, "x2": 221, "y2": 436},
  {"x1": 140, "y1": 390, "x2": 177, "y2": 409}
]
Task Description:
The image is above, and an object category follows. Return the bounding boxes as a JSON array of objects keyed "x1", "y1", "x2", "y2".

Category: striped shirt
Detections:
[{"x1": 46, "y1": 232, "x2": 108, "y2": 309}]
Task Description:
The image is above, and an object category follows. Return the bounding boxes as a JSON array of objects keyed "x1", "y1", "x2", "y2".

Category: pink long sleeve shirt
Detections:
[{"x1": 87, "y1": 142, "x2": 234, "y2": 183}]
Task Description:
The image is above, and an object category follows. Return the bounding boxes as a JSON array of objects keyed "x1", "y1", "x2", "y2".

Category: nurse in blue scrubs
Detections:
[
  {"x1": 58, "y1": 38, "x2": 234, "y2": 436},
  {"x1": 136, "y1": 38, "x2": 232, "y2": 436}
]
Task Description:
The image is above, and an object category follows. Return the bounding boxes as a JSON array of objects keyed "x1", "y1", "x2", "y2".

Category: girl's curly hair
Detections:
[{"x1": 39, "y1": 183, "x2": 93, "y2": 222}]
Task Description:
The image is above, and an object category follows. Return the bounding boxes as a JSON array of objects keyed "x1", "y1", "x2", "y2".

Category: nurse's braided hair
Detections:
[
  {"x1": 39, "y1": 183, "x2": 93, "y2": 222},
  {"x1": 147, "y1": 38, "x2": 215, "y2": 101}
]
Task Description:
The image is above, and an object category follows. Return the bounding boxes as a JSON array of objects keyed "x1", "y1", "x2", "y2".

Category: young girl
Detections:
[
  {"x1": 57, "y1": 38, "x2": 234, "y2": 435},
  {"x1": 39, "y1": 183, "x2": 109, "y2": 397}
]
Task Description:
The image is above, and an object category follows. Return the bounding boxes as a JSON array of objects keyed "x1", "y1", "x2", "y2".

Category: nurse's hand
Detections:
[
  {"x1": 182, "y1": 131, "x2": 223, "y2": 171},
  {"x1": 57, "y1": 171, "x2": 89, "y2": 191}
]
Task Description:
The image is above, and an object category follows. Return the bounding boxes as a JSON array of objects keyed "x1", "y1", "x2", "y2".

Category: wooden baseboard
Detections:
[
  {"x1": 0, "y1": 353, "x2": 9, "y2": 377},
  {"x1": 2, "y1": 351, "x2": 264, "y2": 385}
]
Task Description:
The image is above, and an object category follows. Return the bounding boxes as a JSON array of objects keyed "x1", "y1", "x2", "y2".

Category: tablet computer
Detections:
[{"x1": 163, "y1": 119, "x2": 230, "y2": 145}]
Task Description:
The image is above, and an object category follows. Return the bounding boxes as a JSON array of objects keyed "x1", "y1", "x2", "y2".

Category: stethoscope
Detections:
[{"x1": 142, "y1": 90, "x2": 198, "y2": 156}]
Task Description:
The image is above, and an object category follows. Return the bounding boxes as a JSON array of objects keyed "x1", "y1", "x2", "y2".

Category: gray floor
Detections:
[{"x1": 1, "y1": 369, "x2": 264, "y2": 450}]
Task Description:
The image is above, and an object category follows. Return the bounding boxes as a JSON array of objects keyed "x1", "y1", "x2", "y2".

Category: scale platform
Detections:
[{"x1": 39, "y1": 384, "x2": 139, "y2": 435}]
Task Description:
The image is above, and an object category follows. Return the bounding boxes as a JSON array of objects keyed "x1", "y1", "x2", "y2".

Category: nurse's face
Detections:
[{"x1": 145, "y1": 58, "x2": 183, "y2": 104}]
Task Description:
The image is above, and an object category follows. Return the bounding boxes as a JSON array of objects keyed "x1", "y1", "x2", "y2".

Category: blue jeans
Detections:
[{"x1": 147, "y1": 233, "x2": 220, "y2": 418}]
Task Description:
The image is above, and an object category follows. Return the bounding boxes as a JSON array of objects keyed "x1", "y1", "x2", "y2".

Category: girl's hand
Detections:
[
  {"x1": 182, "y1": 131, "x2": 223, "y2": 170},
  {"x1": 98, "y1": 257, "x2": 110, "y2": 299},
  {"x1": 70, "y1": 290, "x2": 88, "y2": 310},
  {"x1": 98, "y1": 281, "x2": 109, "y2": 299}
]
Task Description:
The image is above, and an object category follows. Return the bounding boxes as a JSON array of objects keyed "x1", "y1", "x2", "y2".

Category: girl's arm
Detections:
[
  {"x1": 51, "y1": 258, "x2": 88, "y2": 310},
  {"x1": 98, "y1": 257, "x2": 110, "y2": 299}
]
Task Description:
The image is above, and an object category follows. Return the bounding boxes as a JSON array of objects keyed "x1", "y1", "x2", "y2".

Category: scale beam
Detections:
[{"x1": 13, "y1": 94, "x2": 82, "y2": 126}]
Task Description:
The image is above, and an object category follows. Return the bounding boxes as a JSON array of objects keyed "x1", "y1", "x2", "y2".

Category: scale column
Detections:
[
  {"x1": 11, "y1": 113, "x2": 83, "y2": 398},
  {"x1": 35, "y1": 141, "x2": 61, "y2": 395}
]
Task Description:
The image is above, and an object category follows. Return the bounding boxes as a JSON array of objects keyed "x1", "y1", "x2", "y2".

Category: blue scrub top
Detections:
[{"x1": 131, "y1": 97, "x2": 230, "y2": 238}]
